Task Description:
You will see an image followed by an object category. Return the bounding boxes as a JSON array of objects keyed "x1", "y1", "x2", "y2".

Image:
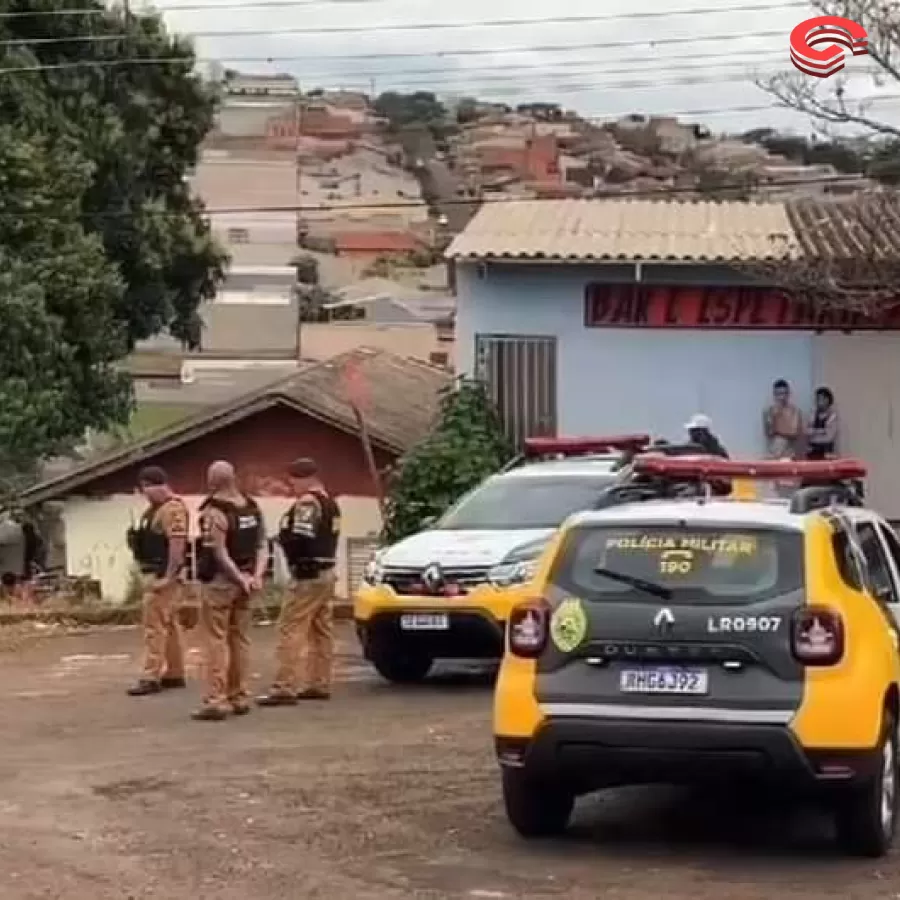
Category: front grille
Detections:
[
  {"x1": 382, "y1": 566, "x2": 491, "y2": 596},
  {"x1": 581, "y1": 641, "x2": 760, "y2": 664}
]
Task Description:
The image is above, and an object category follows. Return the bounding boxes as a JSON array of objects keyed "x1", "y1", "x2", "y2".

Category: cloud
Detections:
[{"x1": 155, "y1": 0, "x2": 900, "y2": 134}]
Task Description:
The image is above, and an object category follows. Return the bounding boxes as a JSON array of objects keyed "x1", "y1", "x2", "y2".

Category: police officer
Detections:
[
  {"x1": 126, "y1": 466, "x2": 189, "y2": 696},
  {"x1": 193, "y1": 460, "x2": 267, "y2": 721},
  {"x1": 258, "y1": 457, "x2": 340, "y2": 706}
]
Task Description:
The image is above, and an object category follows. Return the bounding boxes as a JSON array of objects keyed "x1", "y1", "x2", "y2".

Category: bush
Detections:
[{"x1": 380, "y1": 379, "x2": 514, "y2": 544}]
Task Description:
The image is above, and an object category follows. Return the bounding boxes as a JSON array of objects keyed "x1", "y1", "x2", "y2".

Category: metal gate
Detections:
[
  {"x1": 344, "y1": 535, "x2": 379, "y2": 599},
  {"x1": 474, "y1": 334, "x2": 557, "y2": 447}
]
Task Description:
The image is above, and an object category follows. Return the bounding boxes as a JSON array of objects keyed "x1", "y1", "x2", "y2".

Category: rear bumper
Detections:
[
  {"x1": 496, "y1": 717, "x2": 882, "y2": 794},
  {"x1": 356, "y1": 609, "x2": 505, "y2": 660}
]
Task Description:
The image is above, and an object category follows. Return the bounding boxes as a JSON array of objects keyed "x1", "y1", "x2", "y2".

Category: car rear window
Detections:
[{"x1": 550, "y1": 525, "x2": 804, "y2": 604}]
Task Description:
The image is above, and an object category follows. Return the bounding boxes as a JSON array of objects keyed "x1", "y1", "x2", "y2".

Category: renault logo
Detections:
[
  {"x1": 422, "y1": 562, "x2": 444, "y2": 593},
  {"x1": 654, "y1": 608, "x2": 675, "y2": 631}
]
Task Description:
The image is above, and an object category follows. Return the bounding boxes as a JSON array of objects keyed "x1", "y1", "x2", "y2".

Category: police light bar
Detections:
[
  {"x1": 523, "y1": 435, "x2": 650, "y2": 457},
  {"x1": 632, "y1": 455, "x2": 867, "y2": 482}
]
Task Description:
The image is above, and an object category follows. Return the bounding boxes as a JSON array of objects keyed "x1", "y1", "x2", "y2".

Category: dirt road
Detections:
[{"x1": 0, "y1": 624, "x2": 898, "y2": 899}]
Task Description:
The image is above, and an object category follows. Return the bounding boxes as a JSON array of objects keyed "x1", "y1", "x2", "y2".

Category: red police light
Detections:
[
  {"x1": 632, "y1": 455, "x2": 867, "y2": 482},
  {"x1": 523, "y1": 435, "x2": 650, "y2": 457}
]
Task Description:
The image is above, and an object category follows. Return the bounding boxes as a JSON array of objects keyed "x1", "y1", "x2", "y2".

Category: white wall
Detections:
[{"x1": 62, "y1": 493, "x2": 382, "y2": 603}]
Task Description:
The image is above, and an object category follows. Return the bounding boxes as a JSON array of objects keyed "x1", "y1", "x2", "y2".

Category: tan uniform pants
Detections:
[
  {"x1": 140, "y1": 577, "x2": 185, "y2": 682},
  {"x1": 199, "y1": 580, "x2": 253, "y2": 712},
  {"x1": 272, "y1": 571, "x2": 336, "y2": 694}
]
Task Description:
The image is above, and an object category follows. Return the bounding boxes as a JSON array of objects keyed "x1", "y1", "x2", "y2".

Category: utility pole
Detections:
[{"x1": 294, "y1": 77, "x2": 304, "y2": 365}]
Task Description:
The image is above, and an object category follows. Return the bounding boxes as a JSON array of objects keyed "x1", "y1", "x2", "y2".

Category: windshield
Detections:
[
  {"x1": 436, "y1": 476, "x2": 617, "y2": 530},
  {"x1": 550, "y1": 525, "x2": 803, "y2": 604}
]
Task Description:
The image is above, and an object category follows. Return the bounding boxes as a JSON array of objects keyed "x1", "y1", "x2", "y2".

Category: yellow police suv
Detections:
[
  {"x1": 494, "y1": 455, "x2": 900, "y2": 857},
  {"x1": 354, "y1": 435, "x2": 650, "y2": 684}
]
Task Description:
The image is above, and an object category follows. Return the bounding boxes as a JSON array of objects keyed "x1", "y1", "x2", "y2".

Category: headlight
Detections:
[
  {"x1": 488, "y1": 557, "x2": 538, "y2": 588},
  {"x1": 362, "y1": 552, "x2": 385, "y2": 586}
]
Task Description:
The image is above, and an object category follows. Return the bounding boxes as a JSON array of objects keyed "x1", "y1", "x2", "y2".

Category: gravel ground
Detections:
[{"x1": 0, "y1": 623, "x2": 899, "y2": 899}]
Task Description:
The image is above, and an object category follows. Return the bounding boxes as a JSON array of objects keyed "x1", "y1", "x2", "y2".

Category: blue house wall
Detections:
[{"x1": 455, "y1": 262, "x2": 815, "y2": 458}]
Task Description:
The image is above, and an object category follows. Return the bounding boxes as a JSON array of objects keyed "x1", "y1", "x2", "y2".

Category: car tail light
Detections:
[
  {"x1": 791, "y1": 606, "x2": 844, "y2": 666},
  {"x1": 507, "y1": 601, "x2": 550, "y2": 658}
]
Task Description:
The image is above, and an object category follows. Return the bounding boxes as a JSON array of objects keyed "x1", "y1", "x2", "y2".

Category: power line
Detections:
[
  {"x1": 0, "y1": 50, "x2": 799, "y2": 85},
  {"x1": 364, "y1": 64, "x2": 880, "y2": 93},
  {"x1": 0, "y1": 0, "x2": 807, "y2": 17},
  {"x1": 0, "y1": 0, "x2": 391, "y2": 15},
  {"x1": 0, "y1": 51, "x2": 883, "y2": 107},
  {"x1": 0, "y1": 11, "x2": 798, "y2": 47},
  {"x1": 0, "y1": 27, "x2": 794, "y2": 60},
  {"x1": 0, "y1": 46, "x2": 793, "y2": 78},
  {"x1": 0, "y1": 171, "x2": 890, "y2": 224}
]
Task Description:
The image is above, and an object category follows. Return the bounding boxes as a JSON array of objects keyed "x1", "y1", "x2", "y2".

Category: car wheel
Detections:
[
  {"x1": 835, "y1": 710, "x2": 898, "y2": 858},
  {"x1": 501, "y1": 768, "x2": 574, "y2": 838},
  {"x1": 370, "y1": 647, "x2": 434, "y2": 684}
]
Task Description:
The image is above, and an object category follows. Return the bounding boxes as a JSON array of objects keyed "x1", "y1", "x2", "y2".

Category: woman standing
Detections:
[{"x1": 807, "y1": 387, "x2": 840, "y2": 460}]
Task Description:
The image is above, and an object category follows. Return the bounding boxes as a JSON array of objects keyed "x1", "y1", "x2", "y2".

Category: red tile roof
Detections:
[{"x1": 333, "y1": 231, "x2": 423, "y2": 253}]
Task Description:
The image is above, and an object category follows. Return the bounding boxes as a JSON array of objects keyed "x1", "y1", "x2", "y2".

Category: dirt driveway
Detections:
[{"x1": 0, "y1": 623, "x2": 898, "y2": 899}]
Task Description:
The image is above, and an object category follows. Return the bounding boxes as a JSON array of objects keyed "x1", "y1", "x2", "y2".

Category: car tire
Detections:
[
  {"x1": 835, "y1": 710, "x2": 898, "y2": 858},
  {"x1": 370, "y1": 647, "x2": 434, "y2": 684},
  {"x1": 501, "y1": 768, "x2": 574, "y2": 838}
]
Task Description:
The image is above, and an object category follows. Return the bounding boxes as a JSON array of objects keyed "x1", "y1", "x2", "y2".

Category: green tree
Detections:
[
  {"x1": 374, "y1": 91, "x2": 447, "y2": 129},
  {"x1": 0, "y1": 1, "x2": 224, "y2": 499},
  {"x1": 291, "y1": 253, "x2": 320, "y2": 286},
  {"x1": 0, "y1": 1, "x2": 227, "y2": 350},
  {"x1": 0, "y1": 125, "x2": 130, "y2": 495},
  {"x1": 380, "y1": 381, "x2": 514, "y2": 545}
]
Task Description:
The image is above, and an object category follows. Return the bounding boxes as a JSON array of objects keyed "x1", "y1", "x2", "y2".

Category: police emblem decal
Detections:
[{"x1": 550, "y1": 597, "x2": 588, "y2": 653}]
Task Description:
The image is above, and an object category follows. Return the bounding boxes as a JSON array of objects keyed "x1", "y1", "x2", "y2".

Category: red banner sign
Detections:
[{"x1": 584, "y1": 284, "x2": 900, "y2": 330}]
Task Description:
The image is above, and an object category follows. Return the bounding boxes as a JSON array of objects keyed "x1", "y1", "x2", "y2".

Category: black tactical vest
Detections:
[
  {"x1": 277, "y1": 489, "x2": 341, "y2": 580},
  {"x1": 126, "y1": 501, "x2": 183, "y2": 577},
  {"x1": 196, "y1": 496, "x2": 264, "y2": 583}
]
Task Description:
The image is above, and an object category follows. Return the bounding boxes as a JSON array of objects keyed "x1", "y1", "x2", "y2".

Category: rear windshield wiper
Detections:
[{"x1": 593, "y1": 566, "x2": 673, "y2": 601}]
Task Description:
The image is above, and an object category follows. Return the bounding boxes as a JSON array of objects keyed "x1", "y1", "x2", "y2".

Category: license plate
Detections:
[
  {"x1": 400, "y1": 613, "x2": 449, "y2": 631},
  {"x1": 619, "y1": 667, "x2": 709, "y2": 695}
]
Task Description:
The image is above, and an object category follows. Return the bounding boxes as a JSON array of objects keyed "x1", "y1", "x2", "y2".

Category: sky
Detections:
[{"x1": 150, "y1": 0, "x2": 900, "y2": 136}]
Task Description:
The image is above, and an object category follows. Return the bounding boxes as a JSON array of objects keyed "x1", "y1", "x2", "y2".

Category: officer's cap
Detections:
[
  {"x1": 137, "y1": 465, "x2": 168, "y2": 486},
  {"x1": 287, "y1": 457, "x2": 318, "y2": 478}
]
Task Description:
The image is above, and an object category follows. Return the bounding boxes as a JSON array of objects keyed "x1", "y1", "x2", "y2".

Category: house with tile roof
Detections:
[
  {"x1": 447, "y1": 196, "x2": 900, "y2": 518},
  {"x1": 23, "y1": 348, "x2": 451, "y2": 602}
]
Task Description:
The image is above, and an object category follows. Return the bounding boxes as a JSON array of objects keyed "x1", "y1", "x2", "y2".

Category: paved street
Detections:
[{"x1": 0, "y1": 623, "x2": 898, "y2": 899}]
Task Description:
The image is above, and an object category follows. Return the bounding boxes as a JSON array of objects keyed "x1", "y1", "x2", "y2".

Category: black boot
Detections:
[
  {"x1": 295, "y1": 688, "x2": 331, "y2": 701},
  {"x1": 256, "y1": 691, "x2": 298, "y2": 707},
  {"x1": 127, "y1": 679, "x2": 162, "y2": 696},
  {"x1": 161, "y1": 676, "x2": 187, "y2": 690},
  {"x1": 191, "y1": 706, "x2": 229, "y2": 721}
]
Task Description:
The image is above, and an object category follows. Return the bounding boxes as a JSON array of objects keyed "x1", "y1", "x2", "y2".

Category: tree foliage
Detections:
[
  {"x1": 374, "y1": 91, "x2": 447, "y2": 129},
  {"x1": 741, "y1": 128, "x2": 900, "y2": 186},
  {"x1": 0, "y1": 1, "x2": 225, "y2": 496},
  {"x1": 380, "y1": 381, "x2": 514, "y2": 545}
]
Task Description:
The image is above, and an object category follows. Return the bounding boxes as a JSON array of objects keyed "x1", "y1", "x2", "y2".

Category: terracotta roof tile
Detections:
[
  {"x1": 445, "y1": 198, "x2": 799, "y2": 262},
  {"x1": 21, "y1": 348, "x2": 451, "y2": 504},
  {"x1": 786, "y1": 194, "x2": 900, "y2": 261}
]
